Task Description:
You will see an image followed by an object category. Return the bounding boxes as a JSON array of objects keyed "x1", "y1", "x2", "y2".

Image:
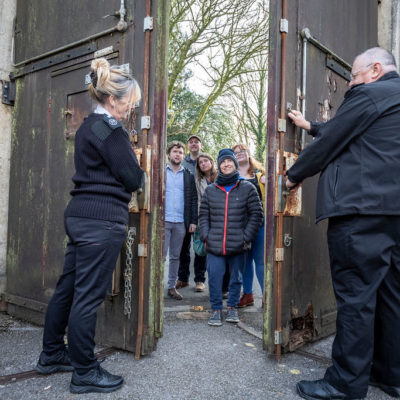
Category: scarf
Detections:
[{"x1": 215, "y1": 170, "x2": 240, "y2": 186}]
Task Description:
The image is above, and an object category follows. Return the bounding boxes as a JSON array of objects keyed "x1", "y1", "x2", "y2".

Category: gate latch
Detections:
[{"x1": 277, "y1": 175, "x2": 289, "y2": 212}]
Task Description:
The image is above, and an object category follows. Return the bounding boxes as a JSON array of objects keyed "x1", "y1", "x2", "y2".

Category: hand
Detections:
[
  {"x1": 285, "y1": 177, "x2": 301, "y2": 192},
  {"x1": 288, "y1": 110, "x2": 311, "y2": 131},
  {"x1": 189, "y1": 224, "x2": 196, "y2": 233},
  {"x1": 243, "y1": 242, "x2": 248, "y2": 251},
  {"x1": 260, "y1": 175, "x2": 266, "y2": 185}
]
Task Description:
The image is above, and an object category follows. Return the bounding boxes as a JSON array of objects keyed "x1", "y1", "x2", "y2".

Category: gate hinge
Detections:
[
  {"x1": 2, "y1": 80, "x2": 16, "y2": 106},
  {"x1": 141, "y1": 115, "x2": 151, "y2": 130},
  {"x1": 278, "y1": 118, "x2": 286, "y2": 133},
  {"x1": 274, "y1": 330, "x2": 282, "y2": 345},
  {"x1": 280, "y1": 18, "x2": 288, "y2": 33},
  {"x1": 138, "y1": 243, "x2": 148, "y2": 257},
  {"x1": 144, "y1": 16, "x2": 154, "y2": 31},
  {"x1": 275, "y1": 248, "x2": 284, "y2": 262}
]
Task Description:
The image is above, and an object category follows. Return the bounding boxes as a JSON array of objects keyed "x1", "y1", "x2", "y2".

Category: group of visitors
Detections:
[{"x1": 164, "y1": 137, "x2": 266, "y2": 327}]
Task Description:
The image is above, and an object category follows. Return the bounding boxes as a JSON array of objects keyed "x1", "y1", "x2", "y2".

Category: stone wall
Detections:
[{"x1": 0, "y1": 0, "x2": 17, "y2": 302}]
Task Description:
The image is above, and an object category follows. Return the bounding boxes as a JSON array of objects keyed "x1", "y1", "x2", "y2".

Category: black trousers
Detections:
[
  {"x1": 324, "y1": 215, "x2": 400, "y2": 398},
  {"x1": 40, "y1": 217, "x2": 126, "y2": 374},
  {"x1": 178, "y1": 231, "x2": 206, "y2": 283}
]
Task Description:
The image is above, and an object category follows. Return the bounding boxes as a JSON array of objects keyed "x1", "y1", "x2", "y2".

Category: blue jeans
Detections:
[
  {"x1": 207, "y1": 252, "x2": 245, "y2": 309},
  {"x1": 242, "y1": 222, "x2": 264, "y2": 294}
]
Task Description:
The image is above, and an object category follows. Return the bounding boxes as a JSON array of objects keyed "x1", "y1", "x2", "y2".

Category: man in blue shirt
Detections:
[{"x1": 165, "y1": 141, "x2": 198, "y2": 300}]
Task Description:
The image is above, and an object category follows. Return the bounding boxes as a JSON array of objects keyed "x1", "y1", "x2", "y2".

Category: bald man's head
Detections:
[{"x1": 349, "y1": 47, "x2": 397, "y2": 87}]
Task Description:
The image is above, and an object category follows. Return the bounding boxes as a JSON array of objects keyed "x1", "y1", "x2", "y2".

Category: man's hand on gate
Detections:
[
  {"x1": 286, "y1": 177, "x2": 301, "y2": 192},
  {"x1": 288, "y1": 110, "x2": 311, "y2": 131}
]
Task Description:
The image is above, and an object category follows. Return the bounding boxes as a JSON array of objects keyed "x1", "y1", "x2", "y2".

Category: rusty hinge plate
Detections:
[
  {"x1": 278, "y1": 118, "x2": 286, "y2": 133},
  {"x1": 141, "y1": 116, "x2": 151, "y2": 130},
  {"x1": 138, "y1": 243, "x2": 148, "y2": 257},
  {"x1": 280, "y1": 19, "x2": 288, "y2": 33},
  {"x1": 274, "y1": 330, "x2": 283, "y2": 344},
  {"x1": 275, "y1": 248, "x2": 284, "y2": 262},
  {"x1": 144, "y1": 16, "x2": 154, "y2": 31}
]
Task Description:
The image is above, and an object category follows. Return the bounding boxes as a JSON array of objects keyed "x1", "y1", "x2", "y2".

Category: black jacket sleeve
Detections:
[
  {"x1": 189, "y1": 173, "x2": 198, "y2": 225},
  {"x1": 199, "y1": 188, "x2": 210, "y2": 242},
  {"x1": 287, "y1": 87, "x2": 378, "y2": 183},
  {"x1": 309, "y1": 121, "x2": 325, "y2": 137}
]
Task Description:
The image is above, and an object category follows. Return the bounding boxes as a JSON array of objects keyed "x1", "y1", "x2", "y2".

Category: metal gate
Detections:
[
  {"x1": 265, "y1": 0, "x2": 378, "y2": 357},
  {"x1": 5, "y1": 0, "x2": 169, "y2": 356}
]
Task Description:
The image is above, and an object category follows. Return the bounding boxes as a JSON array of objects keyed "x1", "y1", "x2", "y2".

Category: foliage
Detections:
[{"x1": 168, "y1": 0, "x2": 269, "y2": 144}]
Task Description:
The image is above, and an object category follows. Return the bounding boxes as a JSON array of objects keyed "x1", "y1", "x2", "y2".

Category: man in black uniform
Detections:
[{"x1": 286, "y1": 47, "x2": 400, "y2": 400}]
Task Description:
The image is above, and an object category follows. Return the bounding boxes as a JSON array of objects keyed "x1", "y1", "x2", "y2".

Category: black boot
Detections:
[{"x1": 296, "y1": 379, "x2": 364, "y2": 400}]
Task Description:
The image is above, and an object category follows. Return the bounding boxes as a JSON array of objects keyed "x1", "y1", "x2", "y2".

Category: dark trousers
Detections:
[
  {"x1": 41, "y1": 217, "x2": 126, "y2": 374},
  {"x1": 178, "y1": 231, "x2": 206, "y2": 283},
  {"x1": 324, "y1": 215, "x2": 400, "y2": 398}
]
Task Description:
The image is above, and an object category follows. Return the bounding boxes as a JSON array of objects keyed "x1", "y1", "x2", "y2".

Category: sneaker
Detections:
[
  {"x1": 237, "y1": 293, "x2": 254, "y2": 308},
  {"x1": 226, "y1": 307, "x2": 240, "y2": 323},
  {"x1": 195, "y1": 282, "x2": 206, "y2": 292},
  {"x1": 36, "y1": 349, "x2": 74, "y2": 374},
  {"x1": 208, "y1": 310, "x2": 222, "y2": 326},
  {"x1": 70, "y1": 365, "x2": 124, "y2": 394}
]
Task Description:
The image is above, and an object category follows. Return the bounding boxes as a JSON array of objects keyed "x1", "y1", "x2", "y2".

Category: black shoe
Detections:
[
  {"x1": 36, "y1": 350, "x2": 74, "y2": 374},
  {"x1": 70, "y1": 366, "x2": 124, "y2": 394},
  {"x1": 370, "y1": 377, "x2": 400, "y2": 398},
  {"x1": 296, "y1": 379, "x2": 364, "y2": 400}
]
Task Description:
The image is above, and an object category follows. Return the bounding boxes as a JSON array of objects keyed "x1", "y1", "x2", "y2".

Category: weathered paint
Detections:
[
  {"x1": 265, "y1": 0, "x2": 378, "y2": 353},
  {"x1": 6, "y1": 0, "x2": 169, "y2": 355}
]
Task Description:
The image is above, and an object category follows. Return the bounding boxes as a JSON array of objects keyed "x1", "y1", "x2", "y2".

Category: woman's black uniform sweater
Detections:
[{"x1": 64, "y1": 113, "x2": 144, "y2": 224}]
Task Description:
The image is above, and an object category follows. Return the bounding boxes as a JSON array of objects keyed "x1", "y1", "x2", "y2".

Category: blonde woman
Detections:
[
  {"x1": 232, "y1": 144, "x2": 266, "y2": 307},
  {"x1": 36, "y1": 58, "x2": 143, "y2": 394}
]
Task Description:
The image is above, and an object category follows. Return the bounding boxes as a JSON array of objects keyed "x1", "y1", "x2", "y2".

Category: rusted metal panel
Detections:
[
  {"x1": 6, "y1": 0, "x2": 169, "y2": 356},
  {"x1": 13, "y1": 0, "x2": 122, "y2": 64},
  {"x1": 274, "y1": 151, "x2": 302, "y2": 216},
  {"x1": 266, "y1": 0, "x2": 378, "y2": 354}
]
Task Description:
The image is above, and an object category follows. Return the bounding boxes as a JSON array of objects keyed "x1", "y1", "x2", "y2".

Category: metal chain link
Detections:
[{"x1": 124, "y1": 227, "x2": 136, "y2": 318}]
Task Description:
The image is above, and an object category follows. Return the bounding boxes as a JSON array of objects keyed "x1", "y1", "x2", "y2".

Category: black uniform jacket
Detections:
[
  {"x1": 183, "y1": 168, "x2": 198, "y2": 229},
  {"x1": 199, "y1": 179, "x2": 263, "y2": 256},
  {"x1": 287, "y1": 71, "x2": 400, "y2": 222}
]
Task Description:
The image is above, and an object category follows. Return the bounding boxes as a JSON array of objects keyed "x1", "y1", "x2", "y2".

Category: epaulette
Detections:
[
  {"x1": 103, "y1": 115, "x2": 122, "y2": 130},
  {"x1": 91, "y1": 115, "x2": 122, "y2": 141}
]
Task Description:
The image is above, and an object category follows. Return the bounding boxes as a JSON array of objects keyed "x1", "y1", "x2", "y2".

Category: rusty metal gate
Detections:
[
  {"x1": 5, "y1": 0, "x2": 168, "y2": 356},
  {"x1": 265, "y1": 0, "x2": 378, "y2": 357}
]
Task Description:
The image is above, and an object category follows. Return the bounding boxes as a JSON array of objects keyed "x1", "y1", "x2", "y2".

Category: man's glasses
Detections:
[{"x1": 350, "y1": 63, "x2": 374, "y2": 81}]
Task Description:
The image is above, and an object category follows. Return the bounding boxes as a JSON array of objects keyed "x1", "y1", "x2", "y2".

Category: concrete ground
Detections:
[
  {"x1": 0, "y1": 312, "x2": 389, "y2": 400},
  {"x1": 0, "y1": 258, "x2": 390, "y2": 399}
]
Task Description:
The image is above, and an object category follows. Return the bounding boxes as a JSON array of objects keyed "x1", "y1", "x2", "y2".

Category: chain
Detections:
[{"x1": 124, "y1": 227, "x2": 136, "y2": 318}]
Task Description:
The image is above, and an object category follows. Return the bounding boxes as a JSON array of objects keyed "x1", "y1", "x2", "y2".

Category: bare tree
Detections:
[
  {"x1": 168, "y1": 0, "x2": 269, "y2": 136},
  {"x1": 226, "y1": 54, "x2": 268, "y2": 161}
]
